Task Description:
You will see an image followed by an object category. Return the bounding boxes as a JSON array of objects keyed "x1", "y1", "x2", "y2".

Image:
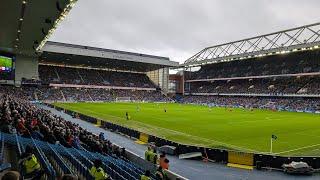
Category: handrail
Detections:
[
  {"x1": 31, "y1": 138, "x2": 56, "y2": 179},
  {"x1": 58, "y1": 145, "x2": 93, "y2": 180},
  {"x1": 102, "y1": 153, "x2": 140, "y2": 179},
  {"x1": 47, "y1": 143, "x2": 73, "y2": 175},
  {"x1": 14, "y1": 134, "x2": 23, "y2": 157},
  {"x1": 0, "y1": 133, "x2": 4, "y2": 163}
]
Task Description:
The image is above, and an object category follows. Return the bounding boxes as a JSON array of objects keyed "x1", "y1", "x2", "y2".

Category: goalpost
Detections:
[{"x1": 115, "y1": 97, "x2": 132, "y2": 102}]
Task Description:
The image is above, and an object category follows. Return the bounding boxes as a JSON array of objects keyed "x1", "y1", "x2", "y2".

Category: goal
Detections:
[{"x1": 115, "y1": 97, "x2": 132, "y2": 102}]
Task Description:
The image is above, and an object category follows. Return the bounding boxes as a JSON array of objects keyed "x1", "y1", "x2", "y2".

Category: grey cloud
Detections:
[{"x1": 50, "y1": 0, "x2": 320, "y2": 63}]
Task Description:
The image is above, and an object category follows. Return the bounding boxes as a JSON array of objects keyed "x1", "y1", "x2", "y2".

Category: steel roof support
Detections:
[{"x1": 183, "y1": 22, "x2": 320, "y2": 67}]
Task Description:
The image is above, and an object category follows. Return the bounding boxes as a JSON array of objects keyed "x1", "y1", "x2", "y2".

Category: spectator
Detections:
[
  {"x1": 1, "y1": 171, "x2": 20, "y2": 180},
  {"x1": 145, "y1": 146, "x2": 152, "y2": 162},
  {"x1": 163, "y1": 159, "x2": 170, "y2": 170},
  {"x1": 155, "y1": 166, "x2": 168, "y2": 180},
  {"x1": 89, "y1": 159, "x2": 109, "y2": 180},
  {"x1": 71, "y1": 134, "x2": 81, "y2": 149},
  {"x1": 141, "y1": 170, "x2": 151, "y2": 180},
  {"x1": 19, "y1": 145, "x2": 44, "y2": 179},
  {"x1": 159, "y1": 153, "x2": 168, "y2": 169},
  {"x1": 30, "y1": 126, "x2": 44, "y2": 140},
  {"x1": 99, "y1": 132, "x2": 105, "y2": 141}
]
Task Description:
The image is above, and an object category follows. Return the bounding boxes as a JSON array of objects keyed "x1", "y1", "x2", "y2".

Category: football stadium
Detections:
[{"x1": 0, "y1": 0, "x2": 320, "y2": 180}]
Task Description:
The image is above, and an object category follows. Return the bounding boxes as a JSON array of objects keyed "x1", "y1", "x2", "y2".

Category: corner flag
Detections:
[{"x1": 270, "y1": 134, "x2": 277, "y2": 153}]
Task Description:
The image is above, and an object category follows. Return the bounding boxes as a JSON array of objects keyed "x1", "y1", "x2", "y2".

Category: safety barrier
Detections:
[
  {"x1": 56, "y1": 144, "x2": 92, "y2": 179},
  {"x1": 47, "y1": 143, "x2": 74, "y2": 175},
  {"x1": 30, "y1": 138, "x2": 57, "y2": 179},
  {"x1": 0, "y1": 133, "x2": 4, "y2": 163},
  {"x1": 0, "y1": 133, "x2": 11, "y2": 172}
]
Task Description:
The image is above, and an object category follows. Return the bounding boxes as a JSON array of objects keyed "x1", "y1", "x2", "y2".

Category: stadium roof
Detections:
[
  {"x1": 0, "y1": 0, "x2": 77, "y2": 57},
  {"x1": 183, "y1": 22, "x2": 320, "y2": 67},
  {"x1": 40, "y1": 41, "x2": 178, "y2": 72}
]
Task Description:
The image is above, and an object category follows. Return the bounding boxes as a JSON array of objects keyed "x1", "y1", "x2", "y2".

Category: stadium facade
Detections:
[{"x1": 39, "y1": 41, "x2": 178, "y2": 93}]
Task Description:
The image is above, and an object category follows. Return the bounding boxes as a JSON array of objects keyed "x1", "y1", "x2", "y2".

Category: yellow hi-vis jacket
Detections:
[
  {"x1": 23, "y1": 154, "x2": 41, "y2": 174},
  {"x1": 149, "y1": 152, "x2": 158, "y2": 164},
  {"x1": 144, "y1": 150, "x2": 151, "y2": 161},
  {"x1": 141, "y1": 175, "x2": 151, "y2": 180},
  {"x1": 90, "y1": 166, "x2": 108, "y2": 180}
]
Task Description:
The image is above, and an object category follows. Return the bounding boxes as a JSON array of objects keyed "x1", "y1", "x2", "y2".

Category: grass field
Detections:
[{"x1": 54, "y1": 102, "x2": 320, "y2": 156}]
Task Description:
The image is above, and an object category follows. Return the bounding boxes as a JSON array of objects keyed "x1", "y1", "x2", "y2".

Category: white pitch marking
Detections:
[{"x1": 275, "y1": 143, "x2": 320, "y2": 155}]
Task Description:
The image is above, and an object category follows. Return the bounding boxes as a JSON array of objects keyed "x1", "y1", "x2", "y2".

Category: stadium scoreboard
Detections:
[{"x1": 0, "y1": 55, "x2": 13, "y2": 72}]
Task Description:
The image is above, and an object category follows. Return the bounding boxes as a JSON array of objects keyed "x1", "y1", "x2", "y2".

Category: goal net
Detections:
[{"x1": 115, "y1": 97, "x2": 132, "y2": 102}]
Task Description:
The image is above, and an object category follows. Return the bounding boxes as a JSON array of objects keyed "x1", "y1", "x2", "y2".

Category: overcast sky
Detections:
[{"x1": 50, "y1": 0, "x2": 320, "y2": 63}]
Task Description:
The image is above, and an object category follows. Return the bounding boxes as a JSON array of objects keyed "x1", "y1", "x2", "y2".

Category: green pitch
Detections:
[{"x1": 54, "y1": 102, "x2": 320, "y2": 156}]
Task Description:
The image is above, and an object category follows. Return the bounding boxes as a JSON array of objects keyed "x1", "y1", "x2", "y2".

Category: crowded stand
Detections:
[
  {"x1": 187, "y1": 50, "x2": 320, "y2": 80},
  {"x1": 0, "y1": 64, "x2": 171, "y2": 179},
  {"x1": 300, "y1": 77, "x2": 320, "y2": 94},
  {"x1": 0, "y1": 85, "x2": 169, "y2": 103},
  {"x1": 0, "y1": 62, "x2": 172, "y2": 179},
  {"x1": 182, "y1": 96, "x2": 320, "y2": 112},
  {"x1": 0, "y1": 64, "x2": 170, "y2": 103},
  {"x1": 57, "y1": 88, "x2": 169, "y2": 102},
  {"x1": 0, "y1": 92, "x2": 162, "y2": 179},
  {"x1": 187, "y1": 76, "x2": 320, "y2": 95},
  {"x1": 183, "y1": 49, "x2": 320, "y2": 113},
  {"x1": 39, "y1": 65, "x2": 156, "y2": 88},
  {"x1": 57, "y1": 88, "x2": 168, "y2": 102}
]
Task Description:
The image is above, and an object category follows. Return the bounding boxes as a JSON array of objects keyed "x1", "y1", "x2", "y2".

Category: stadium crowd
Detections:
[
  {"x1": 0, "y1": 94, "x2": 121, "y2": 154},
  {"x1": 182, "y1": 96, "x2": 320, "y2": 112},
  {"x1": 39, "y1": 65, "x2": 156, "y2": 88},
  {"x1": 187, "y1": 76, "x2": 320, "y2": 95},
  {"x1": 0, "y1": 92, "x2": 172, "y2": 179},
  {"x1": 0, "y1": 85, "x2": 170, "y2": 102},
  {"x1": 187, "y1": 50, "x2": 320, "y2": 80},
  {"x1": 33, "y1": 87, "x2": 169, "y2": 102}
]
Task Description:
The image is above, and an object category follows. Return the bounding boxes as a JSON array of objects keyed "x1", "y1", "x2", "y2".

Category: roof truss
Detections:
[{"x1": 183, "y1": 22, "x2": 320, "y2": 66}]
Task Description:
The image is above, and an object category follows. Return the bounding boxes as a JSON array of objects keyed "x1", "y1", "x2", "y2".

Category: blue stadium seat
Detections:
[{"x1": 1, "y1": 132, "x2": 150, "y2": 180}]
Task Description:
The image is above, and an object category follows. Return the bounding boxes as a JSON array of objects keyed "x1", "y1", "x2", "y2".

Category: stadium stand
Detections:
[
  {"x1": 1, "y1": 63, "x2": 172, "y2": 103},
  {"x1": 0, "y1": 36, "x2": 176, "y2": 178},
  {"x1": 187, "y1": 50, "x2": 320, "y2": 80},
  {"x1": 182, "y1": 47, "x2": 320, "y2": 113},
  {"x1": 182, "y1": 96, "x2": 320, "y2": 112},
  {"x1": 186, "y1": 76, "x2": 320, "y2": 95},
  {"x1": 0, "y1": 93, "x2": 157, "y2": 179},
  {"x1": 39, "y1": 65, "x2": 156, "y2": 88},
  {"x1": 0, "y1": 28, "x2": 175, "y2": 179}
]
